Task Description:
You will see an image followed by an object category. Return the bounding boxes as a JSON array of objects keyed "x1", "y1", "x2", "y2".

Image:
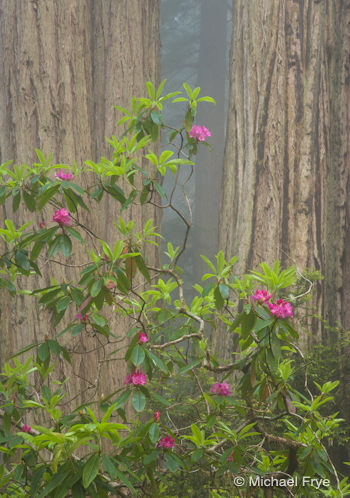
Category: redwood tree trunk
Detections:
[
  {"x1": 218, "y1": 0, "x2": 350, "y2": 346},
  {"x1": 217, "y1": 0, "x2": 350, "y2": 460},
  {"x1": 0, "y1": 0, "x2": 160, "y2": 410}
]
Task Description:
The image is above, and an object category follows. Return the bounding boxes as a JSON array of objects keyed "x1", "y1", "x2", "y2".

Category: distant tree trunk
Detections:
[
  {"x1": 193, "y1": 0, "x2": 228, "y2": 283},
  {"x1": 218, "y1": 0, "x2": 350, "y2": 348},
  {"x1": 0, "y1": 0, "x2": 160, "y2": 410}
]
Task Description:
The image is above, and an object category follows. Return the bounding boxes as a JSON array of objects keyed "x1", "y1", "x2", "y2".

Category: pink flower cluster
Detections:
[
  {"x1": 189, "y1": 125, "x2": 211, "y2": 142},
  {"x1": 55, "y1": 169, "x2": 73, "y2": 181},
  {"x1": 158, "y1": 435, "x2": 175, "y2": 449},
  {"x1": 268, "y1": 299, "x2": 293, "y2": 319},
  {"x1": 125, "y1": 369, "x2": 147, "y2": 386},
  {"x1": 76, "y1": 312, "x2": 89, "y2": 323},
  {"x1": 210, "y1": 381, "x2": 231, "y2": 396},
  {"x1": 22, "y1": 424, "x2": 32, "y2": 434},
  {"x1": 154, "y1": 410, "x2": 161, "y2": 422},
  {"x1": 251, "y1": 289, "x2": 272, "y2": 304},
  {"x1": 138, "y1": 332, "x2": 149, "y2": 344},
  {"x1": 53, "y1": 208, "x2": 70, "y2": 226}
]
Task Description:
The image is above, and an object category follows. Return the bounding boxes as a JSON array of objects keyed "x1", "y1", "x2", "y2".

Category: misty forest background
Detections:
[{"x1": 1, "y1": 0, "x2": 350, "y2": 477}]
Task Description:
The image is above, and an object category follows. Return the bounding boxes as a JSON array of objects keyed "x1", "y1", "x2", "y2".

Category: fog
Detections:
[{"x1": 160, "y1": 0, "x2": 232, "y2": 294}]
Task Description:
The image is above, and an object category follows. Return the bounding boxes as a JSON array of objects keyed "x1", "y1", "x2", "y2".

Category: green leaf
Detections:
[
  {"x1": 48, "y1": 235, "x2": 64, "y2": 257},
  {"x1": 145, "y1": 81, "x2": 155, "y2": 100},
  {"x1": 191, "y1": 424, "x2": 204, "y2": 446},
  {"x1": 38, "y1": 342, "x2": 50, "y2": 362},
  {"x1": 183, "y1": 82, "x2": 193, "y2": 99},
  {"x1": 255, "y1": 305, "x2": 271, "y2": 320},
  {"x1": 135, "y1": 255, "x2": 150, "y2": 282},
  {"x1": 23, "y1": 190, "x2": 36, "y2": 211},
  {"x1": 202, "y1": 283, "x2": 214, "y2": 297},
  {"x1": 150, "y1": 111, "x2": 162, "y2": 125},
  {"x1": 214, "y1": 285, "x2": 224, "y2": 310},
  {"x1": 66, "y1": 226, "x2": 84, "y2": 244},
  {"x1": 115, "y1": 390, "x2": 131, "y2": 409},
  {"x1": 37, "y1": 469, "x2": 70, "y2": 498},
  {"x1": 112, "y1": 468, "x2": 137, "y2": 493},
  {"x1": 61, "y1": 234, "x2": 72, "y2": 257},
  {"x1": 145, "y1": 349, "x2": 168, "y2": 374},
  {"x1": 149, "y1": 423, "x2": 159, "y2": 444},
  {"x1": 56, "y1": 296, "x2": 70, "y2": 312},
  {"x1": 102, "y1": 455, "x2": 117, "y2": 479},
  {"x1": 9, "y1": 342, "x2": 38, "y2": 359},
  {"x1": 82, "y1": 454, "x2": 100, "y2": 489},
  {"x1": 31, "y1": 241, "x2": 44, "y2": 260},
  {"x1": 184, "y1": 110, "x2": 193, "y2": 132},
  {"x1": 131, "y1": 345, "x2": 145, "y2": 367},
  {"x1": 38, "y1": 184, "x2": 60, "y2": 211},
  {"x1": 132, "y1": 391, "x2": 146, "y2": 412},
  {"x1": 254, "y1": 318, "x2": 274, "y2": 333},
  {"x1": 71, "y1": 482, "x2": 85, "y2": 498},
  {"x1": 241, "y1": 312, "x2": 256, "y2": 339},
  {"x1": 165, "y1": 453, "x2": 181, "y2": 472},
  {"x1": 197, "y1": 96, "x2": 216, "y2": 105},
  {"x1": 143, "y1": 451, "x2": 159, "y2": 465},
  {"x1": 156, "y1": 79, "x2": 167, "y2": 99},
  {"x1": 150, "y1": 123, "x2": 158, "y2": 142},
  {"x1": 154, "y1": 181, "x2": 166, "y2": 198},
  {"x1": 12, "y1": 191, "x2": 21, "y2": 212},
  {"x1": 219, "y1": 283, "x2": 229, "y2": 300},
  {"x1": 47, "y1": 340, "x2": 61, "y2": 356},
  {"x1": 0, "y1": 185, "x2": 6, "y2": 204},
  {"x1": 30, "y1": 466, "x2": 46, "y2": 496},
  {"x1": 72, "y1": 324, "x2": 84, "y2": 336},
  {"x1": 91, "y1": 279, "x2": 102, "y2": 297},
  {"x1": 178, "y1": 359, "x2": 202, "y2": 375},
  {"x1": 15, "y1": 250, "x2": 30, "y2": 271},
  {"x1": 151, "y1": 391, "x2": 171, "y2": 407},
  {"x1": 91, "y1": 312, "x2": 106, "y2": 327}
]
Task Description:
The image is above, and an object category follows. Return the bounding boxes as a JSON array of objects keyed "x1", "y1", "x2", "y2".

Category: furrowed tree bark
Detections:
[
  {"x1": 217, "y1": 0, "x2": 350, "y2": 461},
  {"x1": 218, "y1": 0, "x2": 350, "y2": 347},
  {"x1": 0, "y1": 0, "x2": 160, "y2": 413}
]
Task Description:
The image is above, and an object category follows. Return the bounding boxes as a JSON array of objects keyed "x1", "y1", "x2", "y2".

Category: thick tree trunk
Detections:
[
  {"x1": 0, "y1": 0, "x2": 160, "y2": 410},
  {"x1": 218, "y1": 0, "x2": 350, "y2": 350},
  {"x1": 218, "y1": 0, "x2": 350, "y2": 463}
]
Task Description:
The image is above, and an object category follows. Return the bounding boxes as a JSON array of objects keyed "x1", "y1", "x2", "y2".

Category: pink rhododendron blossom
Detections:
[
  {"x1": 158, "y1": 435, "x2": 175, "y2": 449},
  {"x1": 210, "y1": 382, "x2": 232, "y2": 396},
  {"x1": 125, "y1": 369, "x2": 147, "y2": 386},
  {"x1": 55, "y1": 169, "x2": 73, "y2": 180},
  {"x1": 268, "y1": 299, "x2": 293, "y2": 319},
  {"x1": 107, "y1": 279, "x2": 116, "y2": 290},
  {"x1": 76, "y1": 313, "x2": 89, "y2": 323},
  {"x1": 189, "y1": 124, "x2": 211, "y2": 142},
  {"x1": 251, "y1": 289, "x2": 272, "y2": 304},
  {"x1": 22, "y1": 424, "x2": 32, "y2": 433},
  {"x1": 138, "y1": 332, "x2": 149, "y2": 344},
  {"x1": 154, "y1": 410, "x2": 161, "y2": 422},
  {"x1": 53, "y1": 208, "x2": 70, "y2": 226}
]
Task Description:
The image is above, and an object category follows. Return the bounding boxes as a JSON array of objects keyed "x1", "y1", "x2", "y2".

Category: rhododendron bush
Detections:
[{"x1": 0, "y1": 81, "x2": 348, "y2": 497}]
